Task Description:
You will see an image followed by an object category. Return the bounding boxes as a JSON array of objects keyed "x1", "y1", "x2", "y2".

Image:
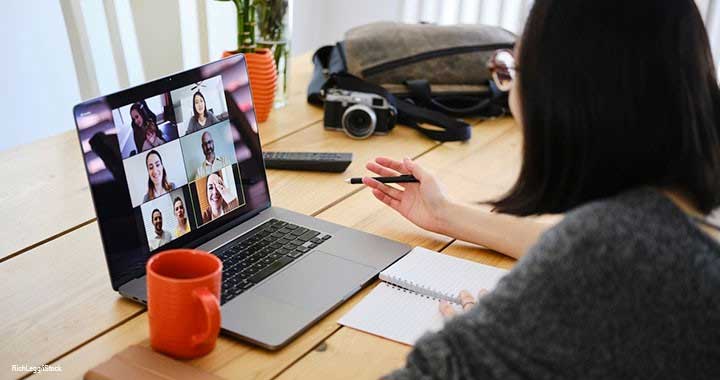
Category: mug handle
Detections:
[{"x1": 191, "y1": 287, "x2": 221, "y2": 347}]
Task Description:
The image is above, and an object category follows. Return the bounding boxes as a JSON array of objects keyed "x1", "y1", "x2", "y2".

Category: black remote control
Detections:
[{"x1": 262, "y1": 151, "x2": 353, "y2": 172}]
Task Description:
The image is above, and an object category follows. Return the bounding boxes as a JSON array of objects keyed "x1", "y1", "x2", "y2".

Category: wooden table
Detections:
[{"x1": 0, "y1": 54, "x2": 524, "y2": 380}]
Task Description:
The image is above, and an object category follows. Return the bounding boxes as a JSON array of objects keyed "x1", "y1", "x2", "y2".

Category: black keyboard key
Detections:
[
  {"x1": 296, "y1": 246, "x2": 310, "y2": 253},
  {"x1": 291, "y1": 227, "x2": 308, "y2": 236},
  {"x1": 241, "y1": 281, "x2": 253, "y2": 290},
  {"x1": 322, "y1": 235, "x2": 331, "y2": 240},
  {"x1": 278, "y1": 238, "x2": 292, "y2": 244},
  {"x1": 286, "y1": 224, "x2": 298, "y2": 230},
  {"x1": 308, "y1": 243, "x2": 318, "y2": 249},
  {"x1": 310, "y1": 238, "x2": 323, "y2": 244},
  {"x1": 269, "y1": 252, "x2": 283, "y2": 260},
  {"x1": 277, "y1": 248, "x2": 291, "y2": 255},
  {"x1": 248, "y1": 257, "x2": 293, "y2": 283}
]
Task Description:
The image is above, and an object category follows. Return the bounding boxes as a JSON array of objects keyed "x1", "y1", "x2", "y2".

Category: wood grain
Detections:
[
  {"x1": 17, "y1": 117, "x2": 517, "y2": 380},
  {"x1": 0, "y1": 54, "x2": 320, "y2": 262},
  {"x1": 0, "y1": 223, "x2": 142, "y2": 380},
  {"x1": 5, "y1": 114, "x2": 449, "y2": 379}
]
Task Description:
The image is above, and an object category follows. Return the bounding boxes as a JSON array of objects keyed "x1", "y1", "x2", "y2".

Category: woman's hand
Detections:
[
  {"x1": 215, "y1": 176, "x2": 236, "y2": 204},
  {"x1": 439, "y1": 289, "x2": 488, "y2": 318},
  {"x1": 363, "y1": 157, "x2": 451, "y2": 234}
]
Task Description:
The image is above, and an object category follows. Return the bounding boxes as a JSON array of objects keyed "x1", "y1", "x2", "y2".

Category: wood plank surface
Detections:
[
  {"x1": 21, "y1": 118, "x2": 515, "y2": 379},
  {"x1": 2, "y1": 115, "x2": 446, "y2": 379},
  {"x1": 0, "y1": 54, "x2": 320, "y2": 262}
]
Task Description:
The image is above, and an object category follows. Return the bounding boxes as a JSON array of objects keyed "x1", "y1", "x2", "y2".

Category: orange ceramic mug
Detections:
[{"x1": 146, "y1": 249, "x2": 222, "y2": 359}]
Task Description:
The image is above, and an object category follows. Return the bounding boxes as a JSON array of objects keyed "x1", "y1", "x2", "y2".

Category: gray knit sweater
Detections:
[{"x1": 385, "y1": 188, "x2": 720, "y2": 379}]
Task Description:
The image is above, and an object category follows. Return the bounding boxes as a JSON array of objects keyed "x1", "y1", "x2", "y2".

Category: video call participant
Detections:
[
  {"x1": 148, "y1": 209, "x2": 172, "y2": 250},
  {"x1": 202, "y1": 171, "x2": 238, "y2": 223},
  {"x1": 173, "y1": 197, "x2": 190, "y2": 237},
  {"x1": 129, "y1": 101, "x2": 166, "y2": 153},
  {"x1": 141, "y1": 120, "x2": 166, "y2": 151},
  {"x1": 143, "y1": 150, "x2": 176, "y2": 202},
  {"x1": 194, "y1": 131, "x2": 229, "y2": 180},
  {"x1": 185, "y1": 91, "x2": 219, "y2": 135}
]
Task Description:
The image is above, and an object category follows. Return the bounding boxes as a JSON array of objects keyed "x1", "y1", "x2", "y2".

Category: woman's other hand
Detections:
[
  {"x1": 439, "y1": 289, "x2": 488, "y2": 318},
  {"x1": 363, "y1": 157, "x2": 451, "y2": 234},
  {"x1": 215, "y1": 176, "x2": 236, "y2": 204}
]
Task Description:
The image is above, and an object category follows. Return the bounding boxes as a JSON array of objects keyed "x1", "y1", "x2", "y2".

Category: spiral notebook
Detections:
[{"x1": 338, "y1": 246, "x2": 508, "y2": 345}]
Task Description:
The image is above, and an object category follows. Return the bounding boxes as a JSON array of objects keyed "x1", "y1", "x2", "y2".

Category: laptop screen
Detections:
[{"x1": 73, "y1": 55, "x2": 270, "y2": 289}]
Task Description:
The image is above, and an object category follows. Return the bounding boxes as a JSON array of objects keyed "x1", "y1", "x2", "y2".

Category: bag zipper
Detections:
[{"x1": 361, "y1": 43, "x2": 514, "y2": 77}]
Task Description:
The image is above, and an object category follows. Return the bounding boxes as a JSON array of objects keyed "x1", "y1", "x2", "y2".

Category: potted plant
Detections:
[
  {"x1": 256, "y1": 0, "x2": 292, "y2": 108},
  {"x1": 217, "y1": 0, "x2": 277, "y2": 122}
]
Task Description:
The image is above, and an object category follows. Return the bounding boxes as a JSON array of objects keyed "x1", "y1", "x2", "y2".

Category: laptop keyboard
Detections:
[{"x1": 216, "y1": 218, "x2": 332, "y2": 304}]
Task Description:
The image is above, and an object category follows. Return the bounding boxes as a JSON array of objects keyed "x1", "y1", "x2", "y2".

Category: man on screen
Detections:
[
  {"x1": 194, "y1": 131, "x2": 229, "y2": 180},
  {"x1": 149, "y1": 209, "x2": 172, "y2": 250}
]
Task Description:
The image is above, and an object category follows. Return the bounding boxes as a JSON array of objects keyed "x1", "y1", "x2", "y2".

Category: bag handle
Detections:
[
  {"x1": 404, "y1": 79, "x2": 495, "y2": 116},
  {"x1": 322, "y1": 73, "x2": 472, "y2": 142}
]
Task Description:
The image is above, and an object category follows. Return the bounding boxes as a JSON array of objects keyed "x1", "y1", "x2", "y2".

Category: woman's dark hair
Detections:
[
  {"x1": 193, "y1": 91, "x2": 208, "y2": 119},
  {"x1": 491, "y1": 0, "x2": 720, "y2": 215},
  {"x1": 130, "y1": 100, "x2": 157, "y2": 128},
  {"x1": 145, "y1": 150, "x2": 171, "y2": 199}
]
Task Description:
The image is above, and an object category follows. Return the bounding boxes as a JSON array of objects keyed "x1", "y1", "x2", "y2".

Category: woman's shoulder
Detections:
[{"x1": 528, "y1": 187, "x2": 715, "y2": 271}]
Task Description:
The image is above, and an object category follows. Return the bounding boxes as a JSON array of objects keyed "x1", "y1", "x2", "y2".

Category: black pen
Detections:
[{"x1": 344, "y1": 174, "x2": 419, "y2": 184}]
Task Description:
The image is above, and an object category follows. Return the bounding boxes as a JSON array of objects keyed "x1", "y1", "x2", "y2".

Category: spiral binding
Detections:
[{"x1": 384, "y1": 275, "x2": 460, "y2": 304}]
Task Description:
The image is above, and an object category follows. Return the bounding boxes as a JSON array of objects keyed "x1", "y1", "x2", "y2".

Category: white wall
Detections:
[{"x1": 0, "y1": 1, "x2": 81, "y2": 152}]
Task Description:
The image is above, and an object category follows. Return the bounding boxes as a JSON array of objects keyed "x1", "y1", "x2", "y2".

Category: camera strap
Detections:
[{"x1": 321, "y1": 73, "x2": 472, "y2": 142}]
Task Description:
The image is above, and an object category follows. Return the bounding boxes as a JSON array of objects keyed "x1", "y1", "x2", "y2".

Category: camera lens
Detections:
[{"x1": 342, "y1": 105, "x2": 377, "y2": 139}]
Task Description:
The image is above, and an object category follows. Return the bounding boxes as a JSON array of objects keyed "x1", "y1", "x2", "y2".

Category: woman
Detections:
[
  {"x1": 185, "y1": 90, "x2": 219, "y2": 135},
  {"x1": 368, "y1": 0, "x2": 720, "y2": 378},
  {"x1": 129, "y1": 101, "x2": 162, "y2": 154},
  {"x1": 201, "y1": 171, "x2": 238, "y2": 223},
  {"x1": 143, "y1": 150, "x2": 175, "y2": 202},
  {"x1": 173, "y1": 197, "x2": 191, "y2": 237},
  {"x1": 141, "y1": 120, "x2": 166, "y2": 150}
]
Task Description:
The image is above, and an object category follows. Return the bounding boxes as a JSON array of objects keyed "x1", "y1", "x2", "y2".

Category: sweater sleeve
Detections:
[{"x1": 383, "y1": 208, "x2": 633, "y2": 380}]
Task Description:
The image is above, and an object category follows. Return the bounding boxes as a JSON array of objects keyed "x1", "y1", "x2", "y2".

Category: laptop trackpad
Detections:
[{"x1": 254, "y1": 251, "x2": 375, "y2": 314}]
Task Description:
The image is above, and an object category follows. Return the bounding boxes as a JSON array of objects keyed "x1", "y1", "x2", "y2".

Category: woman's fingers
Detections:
[
  {"x1": 366, "y1": 161, "x2": 401, "y2": 177},
  {"x1": 375, "y1": 157, "x2": 410, "y2": 174},
  {"x1": 439, "y1": 300, "x2": 455, "y2": 318},
  {"x1": 363, "y1": 177, "x2": 403, "y2": 200},
  {"x1": 459, "y1": 290, "x2": 476, "y2": 311},
  {"x1": 371, "y1": 189, "x2": 401, "y2": 210}
]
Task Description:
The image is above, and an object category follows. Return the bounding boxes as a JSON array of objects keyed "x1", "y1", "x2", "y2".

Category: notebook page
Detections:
[
  {"x1": 338, "y1": 282, "x2": 454, "y2": 346},
  {"x1": 380, "y1": 246, "x2": 508, "y2": 303}
]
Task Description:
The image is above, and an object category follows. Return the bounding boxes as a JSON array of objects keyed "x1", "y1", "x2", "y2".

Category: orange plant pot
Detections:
[{"x1": 223, "y1": 49, "x2": 277, "y2": 123}]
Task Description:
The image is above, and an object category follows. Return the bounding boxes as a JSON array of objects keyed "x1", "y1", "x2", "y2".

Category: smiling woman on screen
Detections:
[
  {"x1": 186, "y1": 91, "x2": 219, "y2": 135},
  {"x1": 143, "y1": 150, "x2": 175, "y2": 202},
  {"x1": 367, "y1": 0, "x2": 720, "y2": 378}
]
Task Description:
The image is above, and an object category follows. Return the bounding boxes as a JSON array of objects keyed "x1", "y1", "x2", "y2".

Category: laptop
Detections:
[{"x1": 73, "y1": 54, "x2": 410, "y2": 349}]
